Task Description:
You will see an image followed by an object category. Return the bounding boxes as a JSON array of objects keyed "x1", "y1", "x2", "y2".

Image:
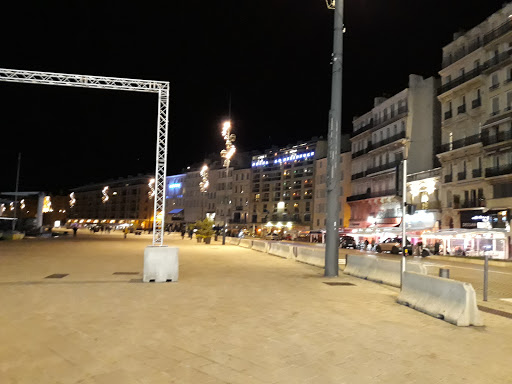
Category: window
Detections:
[
  {"x1": 491, "y1": 73, "x2": 499, "y2": 89},
  {"x1": 474, "y1": 60, "x2": 480, "y2": 69},
  {"x1": 507, "y1": 92, "x2": 512, "y2": 111},
  {"x1": 492, "y1": 97, "x2": 500, "y2": 115}
]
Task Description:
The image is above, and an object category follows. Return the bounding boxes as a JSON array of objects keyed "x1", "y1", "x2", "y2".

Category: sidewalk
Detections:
[{"x1": 0, "y1": 234, "x2": 511, "y2": 383}]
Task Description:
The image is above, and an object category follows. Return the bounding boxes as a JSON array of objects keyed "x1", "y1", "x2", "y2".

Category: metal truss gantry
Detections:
[{"x1": 0, "y1": 68, "x2": 170, "y2": 246}]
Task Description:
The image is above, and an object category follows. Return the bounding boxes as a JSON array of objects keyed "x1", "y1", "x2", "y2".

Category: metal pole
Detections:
[
  {"x1": 12, "y1": 152, "x2": 21, "y2": 231},
  {"x1": 325, "y1": 0, "x2": 344, "y2": 277},
  {"x1": 222, "y1": 163, "x2": 228, "y2": 245},
  {"x1": 401, "y1": 157, "x2": 407, "y2": 288},
  {"x1": 483, "y1": 254, "x2": 489, "y2": 301}
]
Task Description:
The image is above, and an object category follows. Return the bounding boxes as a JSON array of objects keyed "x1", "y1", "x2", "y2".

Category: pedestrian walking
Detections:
[
  {"x1": 181, "y1": 228, "x2": 186, "y2": 239},
  {"x1": 72, "y1": 227, "x2": 78, "y2": 237},
  {"x1": 124, "y1": 227, "x2": 129, "y2": 239}
]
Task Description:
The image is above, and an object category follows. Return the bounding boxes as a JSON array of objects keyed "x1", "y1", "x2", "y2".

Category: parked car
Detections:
[
  {"x1": 340, "y1": 235, "x2": 356, "y2": 249},
  {"x1": 375, "y1": 238, "x2": 412, "y2": 254},
  {"x1": 265, "y1": 233, "x2": 280, "y2": 240}
]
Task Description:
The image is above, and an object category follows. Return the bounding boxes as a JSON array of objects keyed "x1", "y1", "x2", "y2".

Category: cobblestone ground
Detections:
[{"x1": 1, "y1": 233, "x2": 511, "y2": 384}]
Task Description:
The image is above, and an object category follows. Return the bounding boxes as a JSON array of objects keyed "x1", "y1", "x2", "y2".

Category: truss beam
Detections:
[{"x1": 0, "y1": 67, "x2": 170, "y2": 246}]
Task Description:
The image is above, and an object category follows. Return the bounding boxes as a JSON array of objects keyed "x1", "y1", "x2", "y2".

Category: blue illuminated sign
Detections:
[
  {"x1": 251, "y1": 151, "x2": 315, "y2": 168},
  {"x1": 168, "y1": 183, "x2": 182, "y2": 189}
]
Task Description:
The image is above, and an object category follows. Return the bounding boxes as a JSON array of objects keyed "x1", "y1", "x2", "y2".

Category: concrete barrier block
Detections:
[
  {"x1": 251, "y1": 240, "x2": 269, "y2": 253},
  {"x1": 143, "y1": 246, "x2": 179, "y2": 283},
  {"x1": 296, "y1": 246, "x2": 325, "y2": 267},
  {"x1": 345, "y1": 255, "x2": 427, "y2": 288},
  {"x1": 268, "y1": 243, "x2": 296, "y2": 259},
  {"x1": 239, "y1": 239, "x2": 253, "y2": 248},
  {"x1": 228, "y1": 237, "x2": 240, "y2": 245},
  {"x1": 397, "y1": 271, "x2": 483, "y2": 327}
]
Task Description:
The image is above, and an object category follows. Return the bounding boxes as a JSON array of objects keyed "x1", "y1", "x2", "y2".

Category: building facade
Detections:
[
  {"x1": 438, "y1": 2, "x2": 512, "y2": 231},
  {"x1": 249, "y1": 139, "x2": 327, "y2": 234},
  {"x1": 69, "y1": 174, "x2": 155, "y2": 228},
  {"x1": 312, "y1": 151, "x2": 352, "y2": 230},
  {"x1": 348, "y1": 74, "x2": 440, "y2": 231}
]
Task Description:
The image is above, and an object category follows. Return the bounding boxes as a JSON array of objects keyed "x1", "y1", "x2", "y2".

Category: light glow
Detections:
[
  {"x1": 20, "y1": 199, "x2": 25, "y2": 210},
  {"x1": 102, "y1": 186, "x2": 109, "y2": 204},
  {"x1": 69, "y1": 192, "x2": 76, "y2": 208},
  {"x1": 42, "y1": 196, "x2": 53, "y2": 213},
  {"x1": 148, "y1": 179, "x2": 155, "y2": 199}
]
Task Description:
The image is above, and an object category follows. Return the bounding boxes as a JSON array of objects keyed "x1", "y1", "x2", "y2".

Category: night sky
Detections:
[{"x1": 0, "y1": 0, "x2": 506, "y2": 193}]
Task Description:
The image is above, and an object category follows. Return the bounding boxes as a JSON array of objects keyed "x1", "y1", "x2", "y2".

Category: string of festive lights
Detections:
[
  {"x1": 148, "y1": 179, "x2": 155, "y2": 199},
  {"x1": 199, "y1": 165, "x2": 209, "y2": 193},
  {"x1": 69, "y1": 192, "x2": 76, "y2": 208},
  {"x1": 102, "y1": 186, "x2": 109, "y2": 204}
]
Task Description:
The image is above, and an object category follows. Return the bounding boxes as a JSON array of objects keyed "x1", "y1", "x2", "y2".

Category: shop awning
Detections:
[{"x1": 169, "y1": 208, "x2": 183, "y2": 214}]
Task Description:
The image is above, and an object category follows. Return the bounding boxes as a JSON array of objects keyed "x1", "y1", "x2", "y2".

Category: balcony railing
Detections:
[
  {"x1": 352, "y1": 171, "x2": 365, "y2": 180},
  {"x1": 457, "y1": 171, "x2": 466, "y2": 181},
  {"x1": 460, "y1": 199, "x2": 486, "y2": 209},
  {"x1": 472, "y1": 169, "x2": 482, "y2": 178},
  {"x1": 371, "y1": 131, "x2": 406, "y2": 149},
  {"x1": 442, "y1": 20, "x2": 512, "y2": 68},
  {"x1": 438, "y1": 66, "x2": 484, "y2": 95},
  {"x1": 347, "y1": 189, "x2": 396, "y2": 202},
  {"x1": 472, "y1": 98, "x2": 482, "y2": 109},
  {"x1": 457, "y1": 104, "x2": 466, "y2": 114},
  {"x1": 437, "y1": 133, "x2": 481, "y2": 153},
  {"x1": 444, "y1": 110, "x2": 453, "y2": 120},
  {"x1": 351, "y1": 106, "x2": 408, "y2": 138},
  {"x1": 485, "y1": 164, "x2": 512, "y2": 178},
  {"x1": 365, "y1": 159, "x2": 402, "y2": 176},
  {"x1": 482, "y1": 130, "x2": 512, "y2": 146},
  {"x1": 444, "y1": 174, "x2": 453, "y2": 183},
  {"x1": 352, "y1": 120, "x2": 374, "y2": 137}
]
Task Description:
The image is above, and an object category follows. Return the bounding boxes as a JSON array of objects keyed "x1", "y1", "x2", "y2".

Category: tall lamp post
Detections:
[
  {"x1": 220, "y1": 120, "x2": 236, "y2": 245},
  {"x1": 400, "y1": 140, "x2": 410, "y2": 287},
  {"x1": 325, "y1": 0, "x2": 344, "y2": 277}
]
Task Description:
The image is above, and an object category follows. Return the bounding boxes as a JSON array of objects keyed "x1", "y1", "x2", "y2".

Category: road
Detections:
[{"x1": 341, "y1": 248, "x2": 512, "y2": 304}]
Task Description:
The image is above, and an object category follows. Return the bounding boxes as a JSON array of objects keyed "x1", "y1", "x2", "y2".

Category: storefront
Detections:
[
  {"x1": 422, "y1": 228, "x2": 510, "y2": 260},
  {"x1": 459, "y1": 210, "x2": 510, "y2": 230}
]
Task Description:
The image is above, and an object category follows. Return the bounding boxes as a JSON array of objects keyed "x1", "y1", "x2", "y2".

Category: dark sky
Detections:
[{"x1": 0, "y1": 0, "x2": 506, "y2": 193}]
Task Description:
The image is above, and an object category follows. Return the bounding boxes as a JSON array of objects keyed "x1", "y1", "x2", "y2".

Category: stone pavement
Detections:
[{"x1": 1, "y1": 233, "x2": 512, "y2": 384}]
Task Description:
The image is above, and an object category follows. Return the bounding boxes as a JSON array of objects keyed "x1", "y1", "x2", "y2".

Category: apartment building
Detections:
[
  {"x1": 438, "y1": 2, "x2": 512, "y2": 230},
  {"x1": 348, "y1": 74, "x2": 440, "y2": 231},
  {"x1": 249, "y1": 139, "x2": 327, "y2": 232},
  {"x1": 312, "y1": 151, "x2": 352, "y2": 231},
  {"x1": 69, "y1": 174, "x2": 155, "y2": 228}
]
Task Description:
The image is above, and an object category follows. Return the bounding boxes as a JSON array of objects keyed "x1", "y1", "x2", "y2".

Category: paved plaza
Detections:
[{"x1": 1, "y1": 233, "x2": 512, "y2": 383}]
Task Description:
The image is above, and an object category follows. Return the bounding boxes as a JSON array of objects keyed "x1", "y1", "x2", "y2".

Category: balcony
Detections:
[
  {"x1": 352, "y1": 146, "x2": 370, "y2": 159},
  {"x1": 352, "y1": 171, "x2": 365, "y2": 180},
  {"x1": 471, "y1": 98, "x2": 482, "y2": 109},
  {"x1": 442, "y1": 20, "x2": 512, "y2": 68},
  {"x1": 485, "y1": 164, "x2": 512, "y2": 178},
  {"x1": 235, "y1": 206, "x2": 244, "y2": 211},
  {"x1": 347, "y1": 189, "x2": 396, "y2": 202},
  {"x1": 444, "y1": 174, "x2": 453, "y2": 183},
  {"x1": 437, "y1": 133, "x2": 481, "y2": 153},
  {"x1": 472, "y1": 169, "x2": 482, "y2": 178},
  {"x1": 482, "y1": 130, "x2": 512, "y2": 146},
  {"x1": 457, "y1": 171, "x2": 466, "y2": 181},
  {"x1": 371, "y1": 131, "x2": 406, "y2": 149},
  {"x1": 460, "y1": 199, "x2": 486, "y2": 209},
  {"x1": 444, "y1": 110, "x2": 453, "y2": 120},
  {"x1": 365, "y1": 159, "x2": 402, "y2": 176},
  {"x1": 303, "y1": 195, "x2": 313, "y2": 200},
  {"x1": 438, "y1": 66, "x2": 484, "y2": 95},
  {"x1": 262, "y1": 188, "x2": 270, "y2": 192},
  {"x1": 457, "y1": 104, "x2": 467, "y2": 114},
  {"x1": 352, "y1": 120, "x2": 374, "y2": 137},
  {"x1": 293, "y1": 196, "x2": 301, "y2": 200},
  {"x1": 262, "y1": 198, "x2": 269, "y2": 202}
]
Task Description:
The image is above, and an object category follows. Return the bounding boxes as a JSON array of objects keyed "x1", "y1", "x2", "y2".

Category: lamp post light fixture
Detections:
[
  {"x1": 220, "y1": 120, "x2": 236, "y2": 245},
  {"x1": 200, "y1": 164, "x2": 209, "y2": 219}
]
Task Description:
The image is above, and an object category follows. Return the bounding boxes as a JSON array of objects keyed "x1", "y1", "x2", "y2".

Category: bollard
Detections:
[
  {"x1": 439, "y1": 268, "x2": 450, "y2": 278},
  {"x1": 483, "y1": 255, "x2": 489, "y2": 302}
]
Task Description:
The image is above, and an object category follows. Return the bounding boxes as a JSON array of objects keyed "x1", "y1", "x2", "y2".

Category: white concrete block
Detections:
[
  {"x1": 143, "y1": 246, "x2": 179, "y2": 283},
  {"x1": 295, "y1": 246, "x2": 325, "y2": 267},
  {"x1": 239, "y1": 239, "x2": 253, "y2": 248},
  {"x1": 397, "y1": 271, "x2": 483, "y2": 327},
  {"x1": 268, "y1": 243, "x2": 296, "y2": 259},
  {"x1": 251, "y1": 240, "x2": 269, "y2": 253}
]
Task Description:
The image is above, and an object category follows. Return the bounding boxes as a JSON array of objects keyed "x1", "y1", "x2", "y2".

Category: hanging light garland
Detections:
[
  {"x1": 148, "y1": 179, "x2": 155, "y2": 199},
  {"x1": 69, "y1": 192, "x2": 76, "y2": 208},
  {"x1": 102, "y1": 186, "x2": 109, "y2": 204}
]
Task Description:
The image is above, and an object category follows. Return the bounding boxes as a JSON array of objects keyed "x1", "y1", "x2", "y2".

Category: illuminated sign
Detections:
[
  {"x1": 168, "y1": 183, "x2": 182, "y2": 189},
  {"x1": 251, "y1": 151, "x2": 315, "y2": 167}
]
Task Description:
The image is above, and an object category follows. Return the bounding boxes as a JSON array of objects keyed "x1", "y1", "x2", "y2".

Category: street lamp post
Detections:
[
  {"x1": 401, "y1": 141, "x2": 410, "y2": 287},
  {"x1": 325, "y1": 0, "x2": 344, "y2": 277},
  {"x1": 220, "y1": 120, "x2": 236, "y2": 245}
]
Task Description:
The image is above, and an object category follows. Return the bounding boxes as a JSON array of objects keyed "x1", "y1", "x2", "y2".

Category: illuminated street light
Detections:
[
  {"x1": 200, "y1": 165, "x2": 209, "y2": 193},
  {"x1": 42, "y1": 196, "x2": 53, "y2": 213},
  {"x1": 69, "y1": 192, "x2": 76, "y2": 208},
  {"x1": 220, "y1": 120, "x2": 236, "y2": 245},
  {"x1": 148, "y1": 178, "x2": 155, "y2": 199}
]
